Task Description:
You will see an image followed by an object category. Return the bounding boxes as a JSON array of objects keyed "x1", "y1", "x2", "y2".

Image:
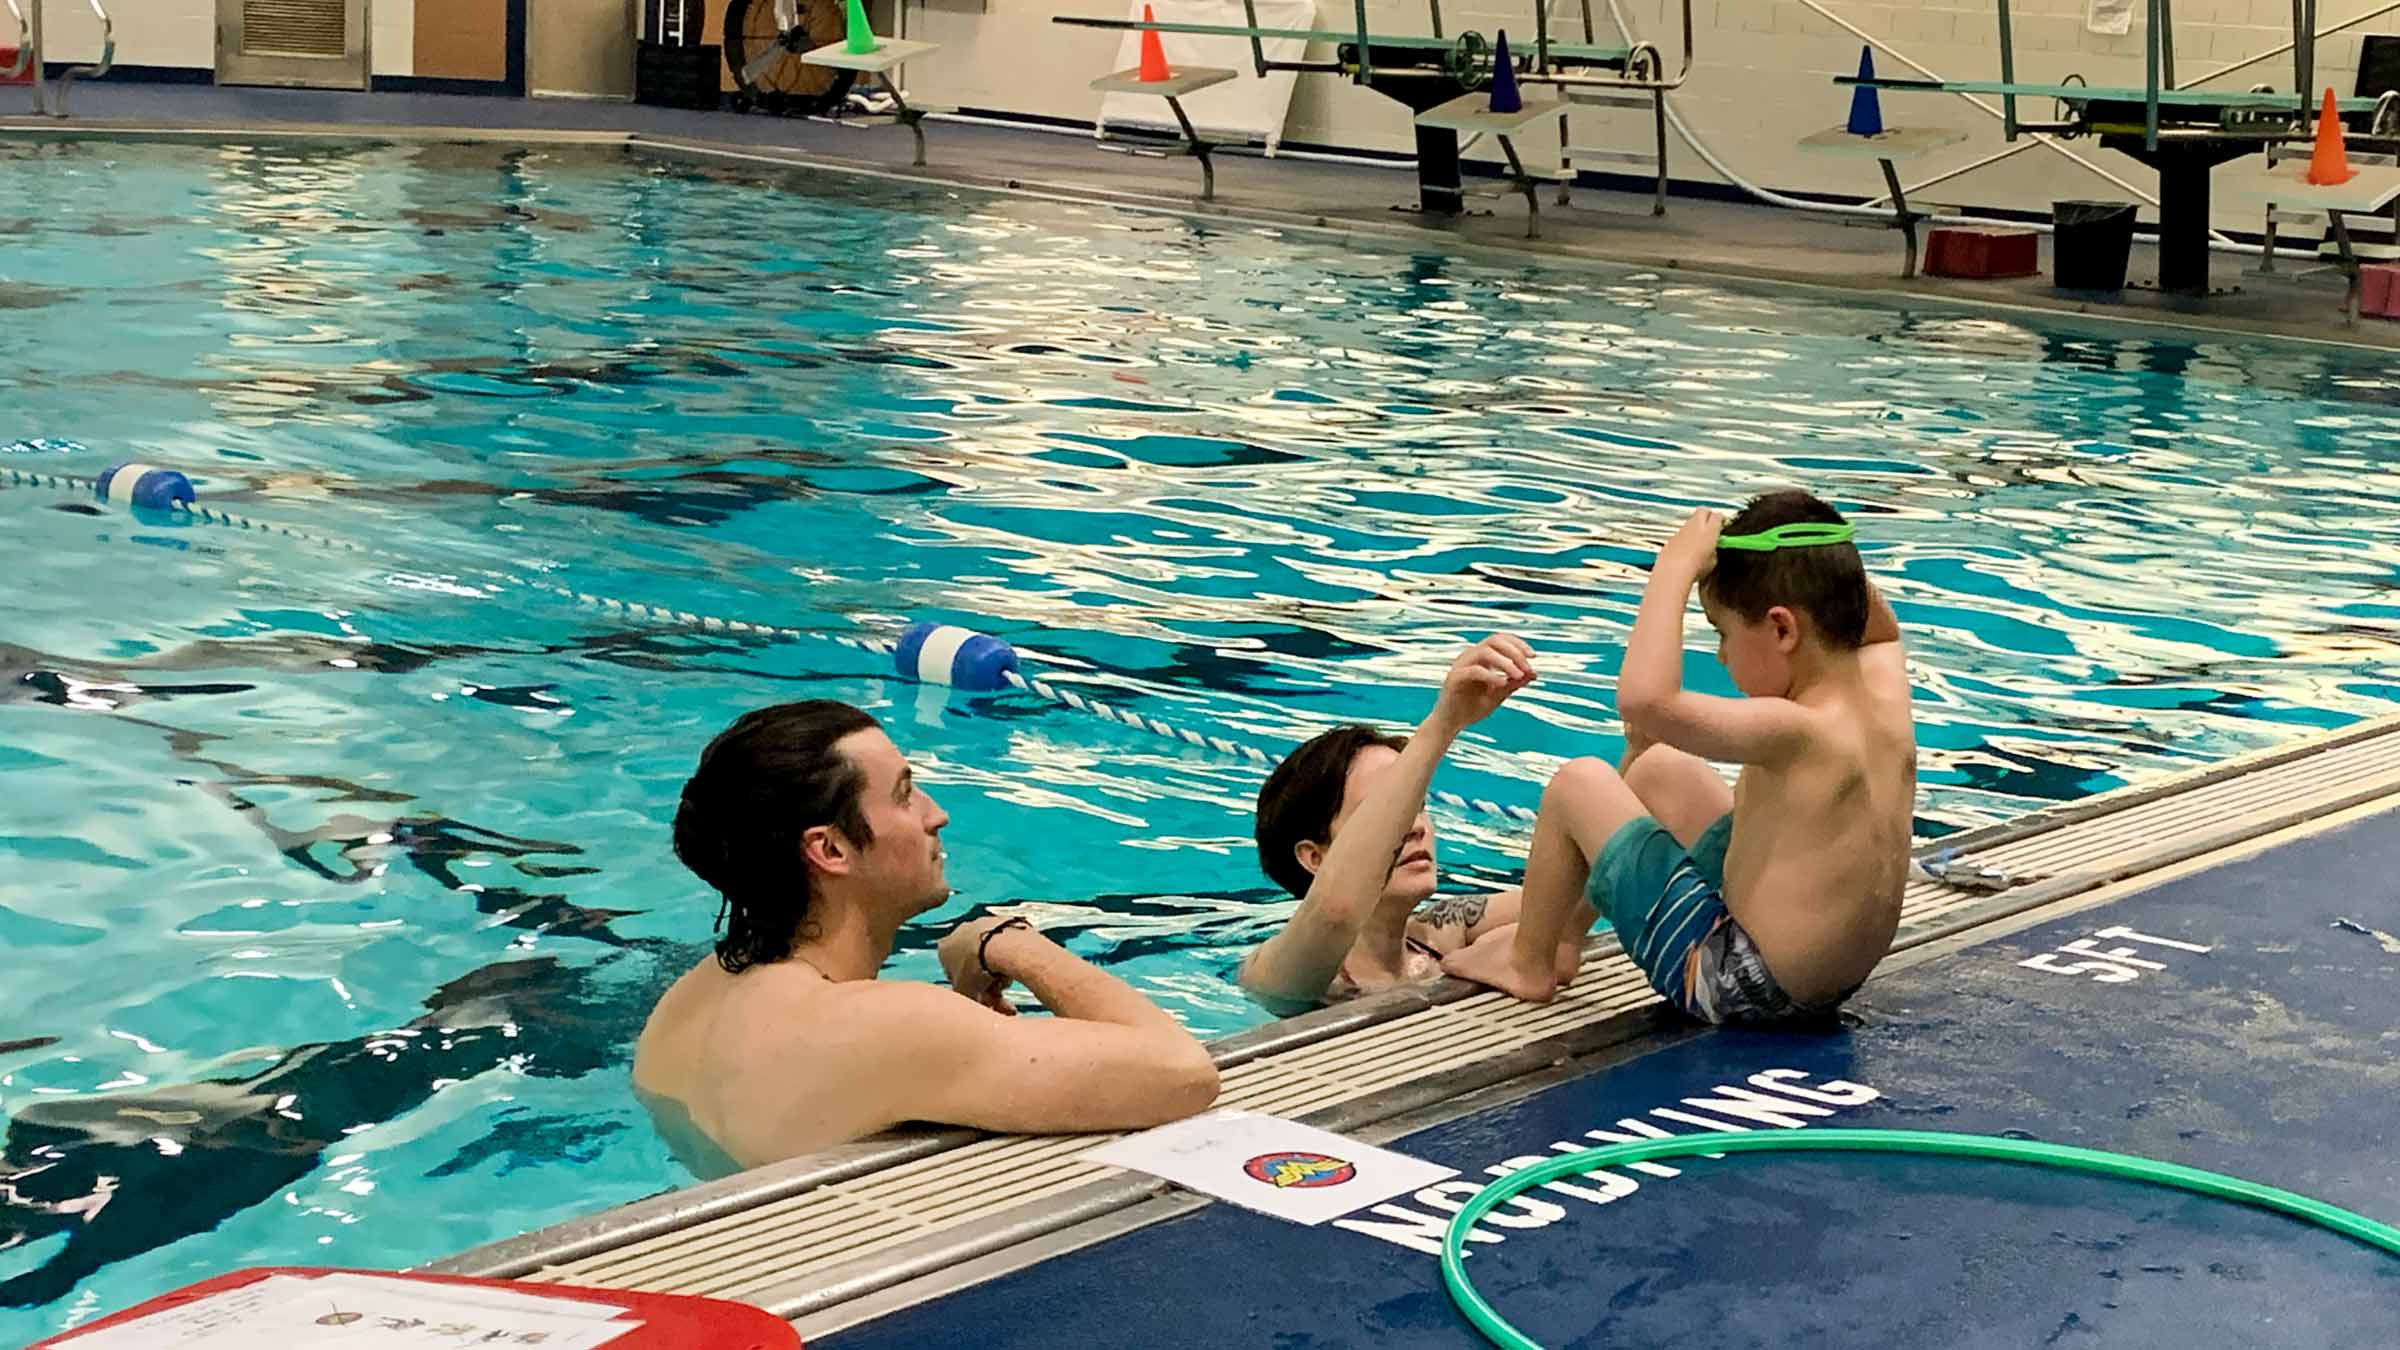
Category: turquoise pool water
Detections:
[{"x1": 3, "y1": 137, "x2": 2399, "y2": 1339}]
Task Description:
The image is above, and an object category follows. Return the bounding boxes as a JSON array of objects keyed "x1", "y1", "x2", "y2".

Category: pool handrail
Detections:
[
  {"x1": 3, "y1": 0, "x2": 29, "y2": 83},
  {"x1": 52, "y1": 0, "x2": 112, "y2": 118},
  {"x1": 1520, "y1": 0, "x2": 1695, "y2": 92}
]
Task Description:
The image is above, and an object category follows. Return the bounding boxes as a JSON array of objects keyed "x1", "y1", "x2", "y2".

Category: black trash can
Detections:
[{"x1": 2052, "y1": 200, "x2": 2137, "y2": 291}]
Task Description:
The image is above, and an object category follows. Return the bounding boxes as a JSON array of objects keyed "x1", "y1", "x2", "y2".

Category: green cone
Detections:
[{"x1": 845, "y1": 0, "x2": 880, "y2": 54}]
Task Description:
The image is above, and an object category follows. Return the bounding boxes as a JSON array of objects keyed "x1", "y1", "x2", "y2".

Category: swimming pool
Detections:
[{"x1": 3, "y1": 135, "x2": 2399, "y2": 1341}]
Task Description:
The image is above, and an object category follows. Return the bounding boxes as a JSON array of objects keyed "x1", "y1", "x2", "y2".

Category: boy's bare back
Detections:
[{"x1": 1718, "y1": 640, "x2": 1916, "y2": 1004}]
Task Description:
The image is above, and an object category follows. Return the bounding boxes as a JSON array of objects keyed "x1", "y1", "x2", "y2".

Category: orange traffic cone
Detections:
[
  {"x1": 1138, "y1": 5, "x2": 1172, "y2": 82},
  {"x1": 2307, "y1": 86, "x2": 2355, "y2": 185}
]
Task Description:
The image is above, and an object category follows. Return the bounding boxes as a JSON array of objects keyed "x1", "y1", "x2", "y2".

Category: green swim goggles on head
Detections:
[{"x1": 1715, "y1": 522, "x2": 1855, "y2": 552}]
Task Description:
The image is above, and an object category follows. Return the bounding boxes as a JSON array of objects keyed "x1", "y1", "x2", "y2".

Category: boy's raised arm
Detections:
[
  {"x1": 1863, "y1": 581, "x2": 1902, "y2": 648},
  {"x1": 1615, "y1": 509, "x2": 1811, "y2": 767}
]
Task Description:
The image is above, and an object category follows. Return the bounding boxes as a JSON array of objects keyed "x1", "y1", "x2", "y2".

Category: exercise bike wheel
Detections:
[{"x1": 723, "y1": 0, "x2": 856, "y2": 116}]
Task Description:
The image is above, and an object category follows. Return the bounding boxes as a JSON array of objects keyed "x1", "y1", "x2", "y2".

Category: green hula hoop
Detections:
[{"x1": 1441, "y1": 1127, "x2": 2400, "y2": 1350}]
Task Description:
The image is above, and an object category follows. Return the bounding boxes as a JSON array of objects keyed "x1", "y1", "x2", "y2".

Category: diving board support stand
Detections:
[
  {"x1": 1415, "y1": 93, "x2": 1570, "y2": 238},
  {"x1": 1091, "y1": 66, "x2": 1239, "y2": 200},
  {"x1": 802, "y1": 37, "x2": 943, "y2": 167},
  {"x1": 1797, "y1": 125, "x2": 1969, "y2": 279}
]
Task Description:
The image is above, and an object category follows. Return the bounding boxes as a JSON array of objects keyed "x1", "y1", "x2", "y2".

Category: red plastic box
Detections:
[
  {"x1": 1924, "y1": 227, "x2": 2040, "y2": 280},
  {"x1": 2361, "y1": 263, "x2": 2400, "y2": 318}
]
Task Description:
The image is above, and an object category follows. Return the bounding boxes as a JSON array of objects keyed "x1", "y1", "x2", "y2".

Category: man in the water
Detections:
[{"x1": 634, "y1": 701, "x2": 1220, "y2": 1173}]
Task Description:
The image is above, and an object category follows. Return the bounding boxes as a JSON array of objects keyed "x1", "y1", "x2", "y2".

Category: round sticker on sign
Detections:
[{"x1": 1243, "y1": 1152, "x2": 1358, "y2": 1189}]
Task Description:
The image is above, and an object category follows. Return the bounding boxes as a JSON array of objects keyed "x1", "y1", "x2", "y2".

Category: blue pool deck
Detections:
[
  {"x1": 823, "y1": 801, "x2": 2400, "y2": 1347},
  {"x1": 7, "y1": 81, "x2": 2400, "y2": 353},
  {"x1": 422, "y1": 718, "x2": 2400, "y2": 1343}
]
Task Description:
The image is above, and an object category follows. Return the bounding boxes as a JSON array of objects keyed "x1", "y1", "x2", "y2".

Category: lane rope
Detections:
[{"x1": 7, "y1": 463, "x2": 1540, "y2": 826}]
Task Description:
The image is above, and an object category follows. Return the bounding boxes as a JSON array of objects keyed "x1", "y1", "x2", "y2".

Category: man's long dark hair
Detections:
[{"x1": 673, "y1": 700, "x2": 880, "y2": 974}]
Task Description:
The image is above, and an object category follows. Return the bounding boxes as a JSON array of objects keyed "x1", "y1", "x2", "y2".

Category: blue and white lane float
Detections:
[
  {"x1": 22, "y1": 460, "x2": 1541, "y2": 827},
  {"x1": 93, "y1": 463, "x2": 197, "y2": 512}
]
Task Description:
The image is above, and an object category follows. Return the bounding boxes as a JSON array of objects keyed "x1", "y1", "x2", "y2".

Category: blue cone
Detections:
[
  {"x1": 1489, "y1": 31, "x2": 1522, "y2": 114},
  {"x1": 1847, "y1": 46, "x2": 1884, "y2": 136}
]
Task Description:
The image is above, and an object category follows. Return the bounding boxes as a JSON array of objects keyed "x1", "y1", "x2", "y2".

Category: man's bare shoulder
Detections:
[{"x1": 752, "y1": 975, "x2": 986, "y2": 1047}]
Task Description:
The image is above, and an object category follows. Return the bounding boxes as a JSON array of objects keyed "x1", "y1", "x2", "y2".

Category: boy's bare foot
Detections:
[
  {"x1": 1441, "y1": 929, "x2": 1563, "y2": 1003},
  {"x1": 1554, "y1": 939, "x2": 1584, "y2": 988}
]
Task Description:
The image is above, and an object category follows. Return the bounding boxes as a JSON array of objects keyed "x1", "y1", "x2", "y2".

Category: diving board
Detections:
[
  {"x1": 822, "y1": 803, "x2": 2400, "y2": 1347},
  {"x1": 1836, "y1": 77, "x2": 2376, "y2": 113},
  {"x1": 1053, "y1": 14, "x2": 1632, "y2": 64}
]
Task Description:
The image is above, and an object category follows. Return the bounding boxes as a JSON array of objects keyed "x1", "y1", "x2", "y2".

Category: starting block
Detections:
[
  {"x1": 802, "y1": 37, "x2": 943, "y2": 166},
  {"x1": 2235, "y1": 162, "x2": 2400, "y2": 324},
  {"x1": 1414, "y1": 92, "x2": 1570, "y2": 238},
  {"x1": 1795, "y1": 124, "x2": 1971, "y2": 279},
  {"x1": 1090, "y1": 66, "x2": 1239, "y2": 201}
]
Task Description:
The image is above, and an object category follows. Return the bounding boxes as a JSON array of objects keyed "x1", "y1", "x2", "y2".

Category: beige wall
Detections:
[
  {"x1": 531, "y1": 0, "x2": 636, "y2": 96},
  {"x1": 33, "y1": 0, "x2": 213, "y2": 67},
  {"x1": 376, "y1": 0, "x2": 417, "y2": 77},
  {"x1": 41, "y1": 0, "x2": 399, "y2": 73}
]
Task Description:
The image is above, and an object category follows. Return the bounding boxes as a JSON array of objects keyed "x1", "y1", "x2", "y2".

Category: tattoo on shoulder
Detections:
[{"x1": 1415, "y1": 892, "x2": 1491, "y2": 932}]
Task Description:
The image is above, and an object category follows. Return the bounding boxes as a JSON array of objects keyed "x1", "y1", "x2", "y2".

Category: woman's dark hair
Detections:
[
  {"x1": 1700, "y1": 489, "x2": 1869, "y2": 649},
  {"x1": 1254, "y1": 724, "x2": 1408, "y2": 898},
  {"x1": 674, "y1": 700, "x2": 881, "y2": 974}
]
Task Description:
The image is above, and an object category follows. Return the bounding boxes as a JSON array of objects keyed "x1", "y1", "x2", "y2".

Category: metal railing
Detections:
[
  {"x1": 6, "y1": 0, "x2": 114, "y2": 118},
  {"x1": 1523, "y1": 0, "x2": 1695, "y2": 93},
  {"x1": 2, "y1": 0, "x2": 29, "y2": 87},
  {"x1": 51, "y1": 0, "x2": 110, "y2": 117},
  {"x1": 1217, "y1": 0, "x2": 1672, "y2": 89}
]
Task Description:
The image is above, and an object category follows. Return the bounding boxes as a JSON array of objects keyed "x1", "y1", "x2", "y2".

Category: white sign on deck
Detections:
[
  {"x1": 58, "y1": 1272, "x2": 637, "y2": 1349},
  {"x1": 1083, "y1": 1108, "x2": 1458, "y2": 1226}
]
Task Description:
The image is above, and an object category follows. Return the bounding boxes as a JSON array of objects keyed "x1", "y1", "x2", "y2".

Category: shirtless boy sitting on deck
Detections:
[{"x1": 1446, "y1": 490, "x2": 1916, "y2": 1023}]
